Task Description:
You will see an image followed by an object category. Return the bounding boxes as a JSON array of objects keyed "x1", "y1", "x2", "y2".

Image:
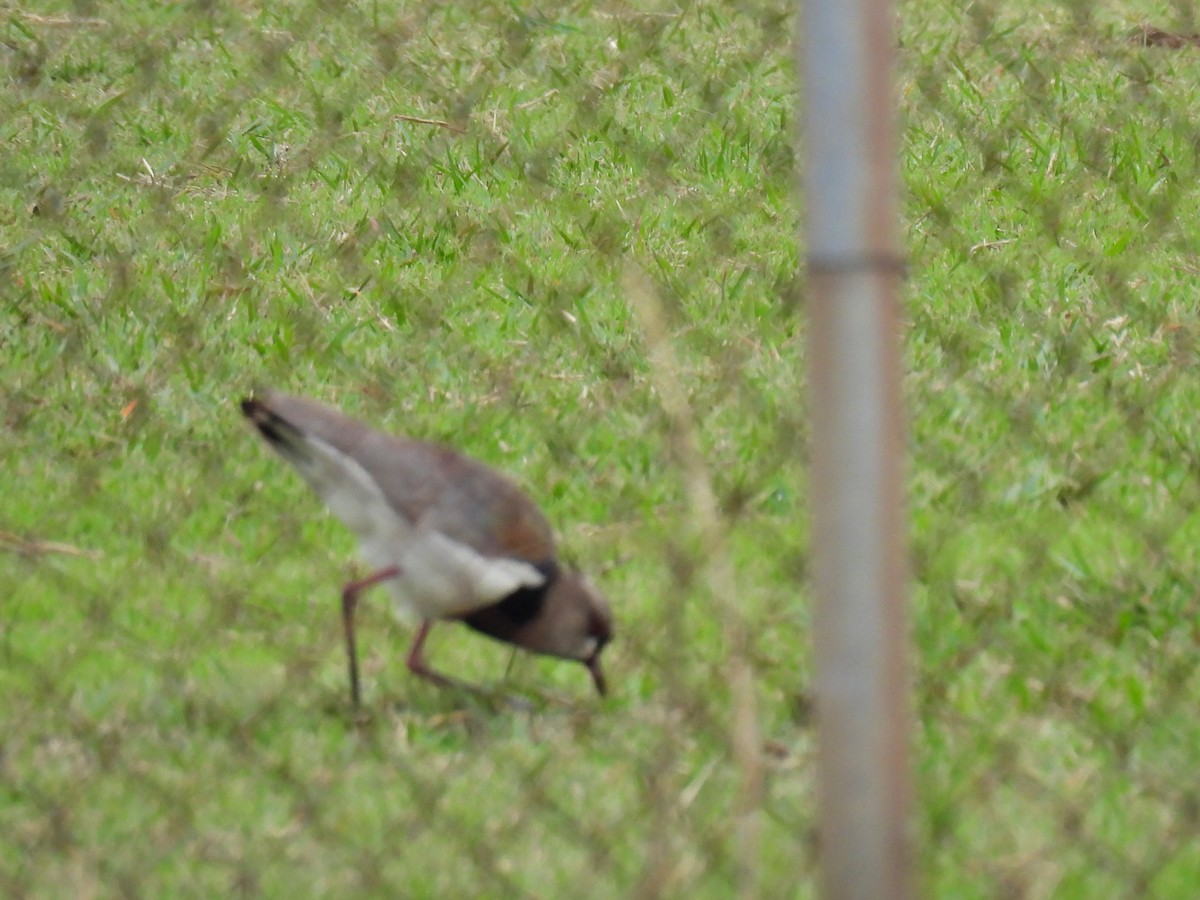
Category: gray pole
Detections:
[{"x1": 800, "y1": 0, "x2": 912, "y2": 897}]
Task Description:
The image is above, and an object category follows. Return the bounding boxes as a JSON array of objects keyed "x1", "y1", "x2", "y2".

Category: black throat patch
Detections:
[{"x1": 460, "y1": 560, "x2": 558, "y2": 640}]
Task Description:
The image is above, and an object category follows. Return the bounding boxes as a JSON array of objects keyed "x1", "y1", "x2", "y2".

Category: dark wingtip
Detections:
[{"x1": 240, "y1": 397, "x2": 259, "y2": 418}]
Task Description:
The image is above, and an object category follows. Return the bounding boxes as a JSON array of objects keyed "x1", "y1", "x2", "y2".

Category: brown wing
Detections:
[{"x1": 255, "y1": 390, "x2": 558, "y2": 564}]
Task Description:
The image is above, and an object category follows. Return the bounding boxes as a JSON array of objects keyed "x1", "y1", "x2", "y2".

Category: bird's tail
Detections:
[{"x1": 241, "y1": 396, "x2": 312, "y2": 465}]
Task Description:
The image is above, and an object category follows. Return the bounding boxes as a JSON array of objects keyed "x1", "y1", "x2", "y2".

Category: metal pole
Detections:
[{"x1": 800, "y1": 0, "x2": 912, "y2": 896}]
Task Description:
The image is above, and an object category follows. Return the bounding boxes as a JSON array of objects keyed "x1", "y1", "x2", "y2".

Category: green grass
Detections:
[{"x1": 4, "y1": 0, "x2": 1200, "y2": 895}]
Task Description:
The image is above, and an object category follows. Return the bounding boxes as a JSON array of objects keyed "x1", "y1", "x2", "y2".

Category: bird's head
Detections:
[{"x1": 526, "y1": 570, "x2": 613, "y2": 695}]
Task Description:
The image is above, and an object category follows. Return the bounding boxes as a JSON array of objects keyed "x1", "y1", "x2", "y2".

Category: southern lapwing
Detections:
[{"x1": 241, "y1": 389, "x2": 613, "y2": 704}]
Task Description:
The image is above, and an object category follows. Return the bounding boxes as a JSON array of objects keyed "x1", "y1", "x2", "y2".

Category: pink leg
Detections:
[
  {"x1": 341, "y1": 565, "x2": 401, "y2": 707},
  {"x1": 405, "y1": 620, "x2": 455, "y2": 688}
]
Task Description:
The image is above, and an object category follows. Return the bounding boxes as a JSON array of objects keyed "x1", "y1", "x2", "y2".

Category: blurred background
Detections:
[{"x1": 4, "y1": 0, "x2": 1200, "y2": 895}]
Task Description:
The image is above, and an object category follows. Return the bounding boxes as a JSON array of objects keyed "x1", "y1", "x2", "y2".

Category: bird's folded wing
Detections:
[
  {"x1": 287, "y1": 432, "x2": 417, "y2": 557},
  {"x1": 417, "y1": 528, "x2": 549, "y2": 613}
]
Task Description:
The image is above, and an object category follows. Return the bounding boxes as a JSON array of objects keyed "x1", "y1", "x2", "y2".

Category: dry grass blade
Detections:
[
  {"x1": 624, "y1": 263, "x2": 764, "y2": 898},
  {"x1": 14, "y1": 12, "x2": 109, "y2": 28},
  {"x1": 0, "y1": 530, "x2": 102, "y2": 559}
]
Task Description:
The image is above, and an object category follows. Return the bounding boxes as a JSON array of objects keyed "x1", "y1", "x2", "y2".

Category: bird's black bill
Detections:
[{"x1": 587, "y1": 655, "x2": 607, "y2": 696}]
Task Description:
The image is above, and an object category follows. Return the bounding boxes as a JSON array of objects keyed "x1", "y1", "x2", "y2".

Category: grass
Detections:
[{"x1": 3, "y1": 0, "x2": 1200, "y2": 895}]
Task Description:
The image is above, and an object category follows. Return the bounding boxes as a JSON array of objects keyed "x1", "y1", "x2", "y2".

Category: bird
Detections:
[{"x1": 240, "y1": 388, "x2": 613, "y2": 705}]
